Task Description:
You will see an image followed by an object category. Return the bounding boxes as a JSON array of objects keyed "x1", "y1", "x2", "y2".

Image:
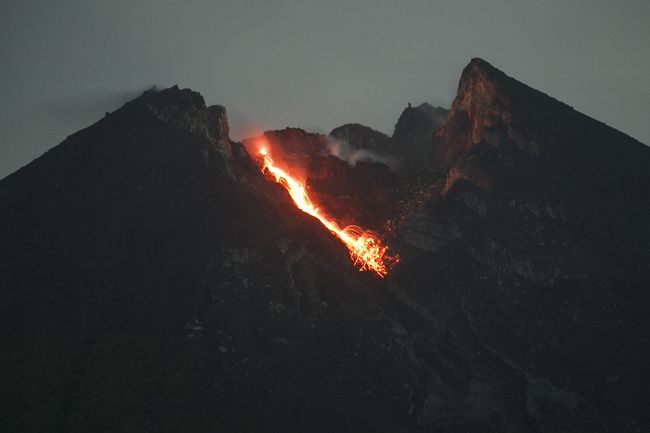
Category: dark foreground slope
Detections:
[{"x1": 1, "y1": 60, "x2": 649, "y2": 433}]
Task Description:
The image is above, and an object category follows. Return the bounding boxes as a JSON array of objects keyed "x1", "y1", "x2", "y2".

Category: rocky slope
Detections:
[{"x1": 0, "y1": 59, "x2": 648, "y2": 433}]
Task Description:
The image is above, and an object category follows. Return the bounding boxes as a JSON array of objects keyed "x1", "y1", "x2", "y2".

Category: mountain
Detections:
[
  {"x1": 392, "y1": 58, "x2": 650, "y2": 432},
  {"x1": 329, "y1": 104, "x2": 448, "y2": 173},
  {"x1": 330, "y1": 123, "x2": 390, "y2": 152},
  {"x1": 392, "y1": 103, "x2": 448, "y2": 148},
  {"x1": 1, "y1": 59, "x2": 648, "y2": 433}
]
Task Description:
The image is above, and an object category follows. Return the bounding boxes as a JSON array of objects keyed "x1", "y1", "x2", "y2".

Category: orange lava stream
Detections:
[{"x1": 258, "y1": 148, "x2": 398, "y2": 277}]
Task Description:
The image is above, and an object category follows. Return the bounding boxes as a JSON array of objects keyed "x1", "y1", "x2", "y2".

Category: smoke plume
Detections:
[{"x1": 326, "y1": 137, "x2": 399, "y2": 172}]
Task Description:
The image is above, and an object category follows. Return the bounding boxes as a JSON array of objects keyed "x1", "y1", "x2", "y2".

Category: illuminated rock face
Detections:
[{"x1": 1, "y1": 60, "x2": 649, "y2": 433}]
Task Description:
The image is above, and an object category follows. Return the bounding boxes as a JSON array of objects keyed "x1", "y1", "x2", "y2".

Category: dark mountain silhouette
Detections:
[
  {"x1": 1, "y1": 59, "x2": 648, "y2": 433},
  {"x1": 330, "y1": 123, "x2": 390, "y2": 151},
  {"x1": 329, "y1": 103, "x2": 448, "y2": 173}
]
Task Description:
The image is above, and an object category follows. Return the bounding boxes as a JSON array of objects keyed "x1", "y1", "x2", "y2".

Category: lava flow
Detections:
[{"x1": 257, "y1": 147, "x2": 398, "y2": 277}]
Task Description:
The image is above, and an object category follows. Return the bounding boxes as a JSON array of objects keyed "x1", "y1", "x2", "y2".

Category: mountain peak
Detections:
[
  {"x1": 462, "y1": 57, "x2": 502, "y2": 79},
  {"x1": 329, "y1": 123, "x2": 390, "y2": 151},
  {"x1": 133, "y1": 86, "x2": 229, "y2": 138},
  {"x1": 140, "y1": 84, "x2": 208, "y2": 110},
  {"x1": 392, "y1": 103, "x2": 447, "y2": 141},
  {"x1": 119, "y1": 86, "x2": 234, "y2": 174},
  {"x1": 433, "y1": 57, "x2": 575, "y2": 173},
  {"x1": 434, "y1": 58, "x2": 650, "y2": 207},
  {"x1": 457, "y1": 58, "x2": 510, "y2": 105}
]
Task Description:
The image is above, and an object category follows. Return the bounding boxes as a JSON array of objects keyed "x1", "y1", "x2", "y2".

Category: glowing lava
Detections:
[{"x1": 257, "y1": 147, "x2": 398, "y2": 277}]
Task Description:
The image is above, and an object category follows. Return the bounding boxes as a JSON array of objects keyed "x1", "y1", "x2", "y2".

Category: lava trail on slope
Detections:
[{"x1": 255, "y1": 146, "x2": 398, "y2": 277}]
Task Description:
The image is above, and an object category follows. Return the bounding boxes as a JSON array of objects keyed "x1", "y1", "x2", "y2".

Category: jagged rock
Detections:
[
  {"x1": 392, "y1": 103, "x2": 447, "y2": 144},
  {"x1": 131, "y1": 85, "x2": 234, "y2": 175},
  {"x1": 389, "y1": 103, "x2": 448, "y2": 172},
  {"x1": 329, "y1": 123, "x2": 390, "y2": 151},
  {"x1": 434, "y1": 58, "x2": 650, "y2": 201}
]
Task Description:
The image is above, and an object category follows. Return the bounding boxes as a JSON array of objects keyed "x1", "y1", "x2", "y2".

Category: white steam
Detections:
[{"x1": 326, "y1": 137, "x2": 399, "y2": 171}]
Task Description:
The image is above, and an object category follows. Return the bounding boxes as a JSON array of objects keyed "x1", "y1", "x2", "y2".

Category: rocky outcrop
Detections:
[
  {"x1": 392, "y1": 103, "x2": 447, "y2": 144},
  {"x1": 328, "y1": 106, "x2": 447, "y2": 174},
  {"x1": 248, "y1": 127, "x2": 330, "y2": 159},
  {"x1": 329, "y1": 123, "x2": 390, "y2": 151},
  {"x1": 432, "y1": 58, "x2": 546, "y2": 171},
  {"x1": 389, "y1": 103, "x2": 448, "y2": 172},
  {"x1": 128, "y1": 85, "x2": 235, "y2": 175},
  {"x1": 434, "y1": 58, "x2": 650, "y2": 200}
]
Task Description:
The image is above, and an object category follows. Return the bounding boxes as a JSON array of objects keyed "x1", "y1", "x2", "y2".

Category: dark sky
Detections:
[{"x1": 2, "y1": 0, "x2": 648, "y2": 178}]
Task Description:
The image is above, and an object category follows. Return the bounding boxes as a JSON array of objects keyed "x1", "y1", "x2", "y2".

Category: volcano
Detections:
[{"x1": 1, "y1": 58, "x2": 649, "y2": 433}]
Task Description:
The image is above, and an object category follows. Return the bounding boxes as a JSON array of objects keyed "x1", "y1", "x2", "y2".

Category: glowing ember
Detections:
[{"x1": 257, "y1": 147, "x2": 398, "y2": 277}]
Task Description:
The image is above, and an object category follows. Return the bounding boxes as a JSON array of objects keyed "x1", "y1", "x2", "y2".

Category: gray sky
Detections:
[{"x1": 2, "y1": 0, "x2": 648, "y2": 179}]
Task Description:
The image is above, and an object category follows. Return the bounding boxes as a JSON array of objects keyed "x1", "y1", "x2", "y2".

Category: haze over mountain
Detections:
[{"x1": 1, "y1": 59, "x2": 648, "y2": 433}]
